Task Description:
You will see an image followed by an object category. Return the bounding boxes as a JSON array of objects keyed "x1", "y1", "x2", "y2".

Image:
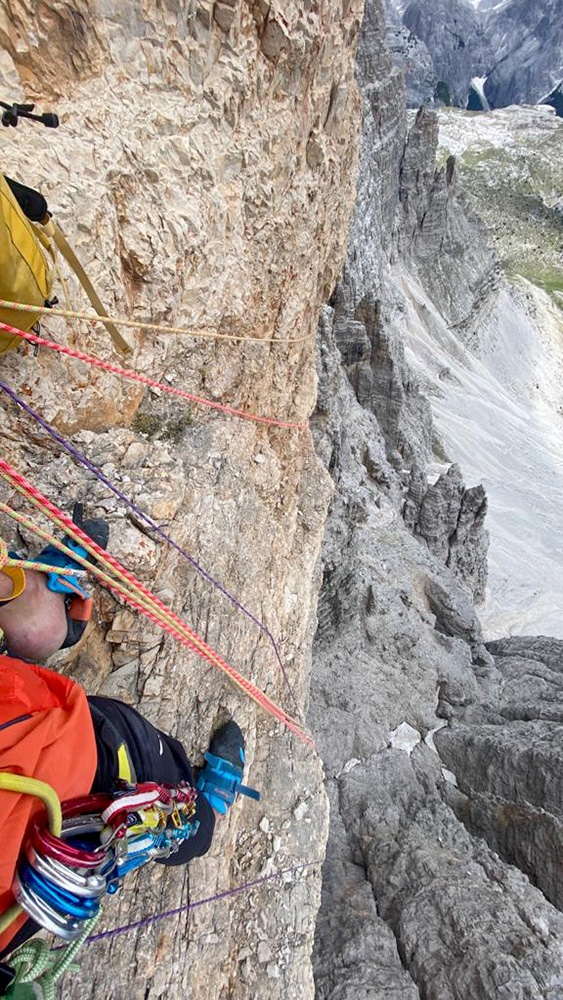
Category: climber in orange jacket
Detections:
[{"x1": 0, "y1": 514, "x2": 258, "y2": 967}]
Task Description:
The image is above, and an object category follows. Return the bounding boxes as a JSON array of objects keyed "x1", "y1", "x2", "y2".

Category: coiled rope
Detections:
[
  {"x1": 0, "y1": 459, "x2": 313, "y2": 746},
  {"x1": 7, "y1": 917, "x2": 99, "y2": 1000},
  {"x1": 0, "y1": 379, "x2": 301, "y2": 719},
  {"x1": 0, "y1": 322, "x2": 307, "y2": 430}
]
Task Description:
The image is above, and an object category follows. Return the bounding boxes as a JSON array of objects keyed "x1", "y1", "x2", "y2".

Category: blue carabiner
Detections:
[{"x1": 19, "y1": 862, "x2": 100, "y2": 920}]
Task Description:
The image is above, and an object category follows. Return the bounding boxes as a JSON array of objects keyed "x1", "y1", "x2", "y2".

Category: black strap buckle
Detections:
[{"x1": 0, "y1": 101, "x2": 58, "y2": 129}]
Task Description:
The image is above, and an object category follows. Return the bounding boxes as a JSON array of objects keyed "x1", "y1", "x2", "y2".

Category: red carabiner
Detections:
[{"x1": 31, "y1": 822, "x2": 103, "y2": 869}]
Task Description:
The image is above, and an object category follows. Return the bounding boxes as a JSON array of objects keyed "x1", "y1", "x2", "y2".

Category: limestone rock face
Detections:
[
  {"x1": 483, "y1": 0, "x2": 563, "y2": 109},
  {"x1": 437, "y1": 636, "x2": 563, "y2": 911},
  {"x1": 311, "y1": 290, "x2": 563, "y2": 1000},
  {"x1": 311, "y1": 0, "x2": 563, "y2": 996},
  {"x1": 0, "y1": 2, "x2": 363, "y2": 997},
  {"x1": 398, "y1": 108, "x2": 500, "y2": 336},
  {"x1": 401, "y1": 0, "x2": 488, "y2": 107},
  {"x1": 404, "y1": 463, "x2": 489, "y2": 603}
]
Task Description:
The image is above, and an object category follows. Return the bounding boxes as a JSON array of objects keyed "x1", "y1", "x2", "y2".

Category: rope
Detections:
[
  {"x1": 0, "y1": 535, "x2": 88, "y2": 581},
  {"x1": 0, "y1": 460, "x2": 313, "y2": 746},
  {"x1": 0, "y1": 774, "x2": 64, "y2": 937},
  {"x1": 82, "y1": 861, "x2": 320, "y2": 945},
  {"x1": 10, "y1": 915, "x2": 99, "y2": 1000},
  {"x1": 0, "y1": 299, "x2": 316, "y2": 346},
  {"x1": 0, "y1": 497, "x2": 308, "y2": 741},
  {"x1": 0, "y1": 774, "x2": 62, "y2": 836},
  {"x1": 0, "y1": 322, "x2": 307, "y2": 430},
  {"x1": 0, "y1": 380, "x2": 301, "y2": 719}
]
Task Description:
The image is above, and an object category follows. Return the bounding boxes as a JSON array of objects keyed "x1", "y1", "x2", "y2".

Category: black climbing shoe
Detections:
[{"x1": 196, "y1": 721, "x2": 260, "y2": 814}]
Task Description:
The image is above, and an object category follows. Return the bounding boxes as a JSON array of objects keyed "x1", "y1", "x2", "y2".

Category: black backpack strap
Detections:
[
  {"x1": 4, "y1": 176, "x2": 48, "y2": 223},
  {"x1": 0, "y1": 961, "x2": 15, "y2": 995}
]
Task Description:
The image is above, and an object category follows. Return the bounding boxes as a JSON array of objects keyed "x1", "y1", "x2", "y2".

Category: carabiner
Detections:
[
  {"x1": 31, "y1": 823, "x2": 102, "y2": 869},
  {"x1": 26, "y1": 844, "x2": 107, "y2": 898},
  {"x1": 12, "y1": 871, "x2": 84, "y2": 941},
  {"x1": 18, "y1": 861, "x2": 100, "y2": 920}
]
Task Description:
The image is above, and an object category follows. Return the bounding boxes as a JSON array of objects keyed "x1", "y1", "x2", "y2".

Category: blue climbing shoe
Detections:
[
  {"x1": 37, "y1": 502, "x2": 109, "y2": 599},
  {"x1": 196, "y1": 721, "x2": 260, "y2": 815}
]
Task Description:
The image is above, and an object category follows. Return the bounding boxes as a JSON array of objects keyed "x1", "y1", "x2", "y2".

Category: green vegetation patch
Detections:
[{"x1": 437, "y1": 108, "x2": 563, "y2": 313}]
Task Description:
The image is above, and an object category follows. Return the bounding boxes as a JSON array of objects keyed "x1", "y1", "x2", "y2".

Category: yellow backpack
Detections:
[
  {"x1": 0, "y1": 173, "x2": 53, "y2": 355},
  {"x1": 0, "y1": 171, "x2": 129, "y2": 356},
  {"x1": 0, "y1": 100, "x2": 127, "y2": 354}
]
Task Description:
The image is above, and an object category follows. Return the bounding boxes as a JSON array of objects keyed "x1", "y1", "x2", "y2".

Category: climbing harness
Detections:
[
  {"x1": 0, "y1": 539, "x2": 89, "y2": 590},
  {"x1": 0, "y1": 320, "x2": 307, "y2": 429},
  {"x1": 0, "y1": 299, "x2": 316, "y2": 346},
  {"x1": 1, "y1": 774, "x2": 199, "y2": 938},
  {"x1": 12, "y1": 780, "x2": 200, "y2": 938},
  {"x1": 0, "y1": 379, "x2": 301, "y2": 716},
  {"x1": 0, "y1": 771, "x2": 201, "y2": 998},
  {"x1": 0, "y1": 458, "x2": 313, "y2": 746},
  {"x1": 36, "y1": 502, "x2": 109, "y2": 601},
  {"x1": 0, "y1": 501, "x2": 108, "y2": 648}
]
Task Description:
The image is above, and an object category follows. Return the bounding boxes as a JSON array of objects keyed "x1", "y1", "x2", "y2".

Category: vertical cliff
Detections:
[
  {"x1": 311, "y1": 1, "x2": 563, "y2": 996},
  {"x1": 0, "y1": 3, "x2": 363, "y2": 997}
]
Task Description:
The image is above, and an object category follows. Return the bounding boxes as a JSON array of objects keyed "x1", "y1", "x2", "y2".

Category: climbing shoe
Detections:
[
  {"x1": 36, "y1": 502, "x2": 109, "y2": 650},
  {"x1": 196, "y1": 721, "x2": 261, "y2": 815}
]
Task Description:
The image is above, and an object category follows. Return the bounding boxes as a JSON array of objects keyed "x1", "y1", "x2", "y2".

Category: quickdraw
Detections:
[{"x1": 12, "y1": 780, "x2": 199, "y2": 942}]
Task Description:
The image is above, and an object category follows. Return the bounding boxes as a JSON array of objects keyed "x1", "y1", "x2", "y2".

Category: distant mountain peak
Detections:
[{"x1": 387, "y1": 0, "x2": 563, "y2": 109}]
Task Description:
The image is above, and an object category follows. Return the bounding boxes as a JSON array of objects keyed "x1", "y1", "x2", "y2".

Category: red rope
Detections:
[
  {"x1": 0, "y1": 322, "x2": 308, "y2": 431},
  {"x1": 0, "y1": 458, "x2": 313, "y2": 746}
]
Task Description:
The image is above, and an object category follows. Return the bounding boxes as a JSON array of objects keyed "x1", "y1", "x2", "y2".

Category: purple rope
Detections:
[
  {"x1": 0, "y1": 378, "x2": 300, "y2": 717},
  {"x1": 84, "y1": 861, "x2": 319, "y2": 944}
]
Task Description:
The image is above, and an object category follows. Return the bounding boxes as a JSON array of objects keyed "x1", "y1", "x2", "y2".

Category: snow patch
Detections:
[
  {"x1": 339, "y1": 758, "x2": 362, "y2": 776},
  {"x1": 441, "y1": 768, "x2": 458, "y2": 787},
  {"x1": 424, "y1": 721, "x2": 448, "y2": 754},
  {"x1": 469, "y1": 76, "x2": 491, "y2": 111}
]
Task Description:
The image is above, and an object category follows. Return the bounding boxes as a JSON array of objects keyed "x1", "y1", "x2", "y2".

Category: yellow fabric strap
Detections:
[
  {"x1": 117, "y1": 742, "x2": 134, "y2": 784},
  {"x1": 0, "y1": 565, "x2": 26, "y2": 601},
  {"x1": 47, "y1": 221, "x2": 132, "y2": 355}
]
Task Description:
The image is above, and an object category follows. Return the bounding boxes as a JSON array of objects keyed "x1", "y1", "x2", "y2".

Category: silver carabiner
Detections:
[
  {"x1": 12, "y1": 871, "x2": 84, "y2": 941},
  {"x1": 26, "y1": 844, "x2": 107, "y2": 898},
  {"x1": 61, "y1": 814, "x2": 105, "y2": 838}
]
